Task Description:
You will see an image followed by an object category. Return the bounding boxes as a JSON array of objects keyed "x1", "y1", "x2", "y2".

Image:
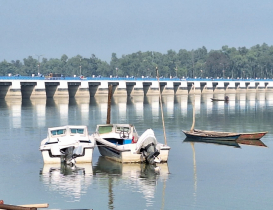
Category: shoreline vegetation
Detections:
[{"x1": 1, "y1": 43, "x2": 273, "y2": 79}]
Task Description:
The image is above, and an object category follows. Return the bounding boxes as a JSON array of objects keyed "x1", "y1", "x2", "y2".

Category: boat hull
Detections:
[
  {"x1": 97, "y1": 141, "x2": 143, "y2": 163},
  {"x1": 183, "y1": 130, "x2": 240, "y2": 141},
  {"x1": 237, "y1": 132, "x2": 267, "y2": 140},
  {"x1": 211, "y1": 98, "x2": 228, "y2": 102},
  {"x1": 96, "y1": 141, "x2": 170, "y2": 163},
  {"x1": 41, "y1": 147, "x2": 94, "y2": 164}
]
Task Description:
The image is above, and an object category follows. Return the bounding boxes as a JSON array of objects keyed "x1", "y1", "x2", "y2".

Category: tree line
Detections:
[{"x1": 1, "y1": 43, "x2": 273, "y2": 79}]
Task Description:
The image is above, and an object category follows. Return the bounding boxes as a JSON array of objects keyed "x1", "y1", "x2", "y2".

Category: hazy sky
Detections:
[{"x1": 1, "y1": 0, "x2": 273, "y2": 63}]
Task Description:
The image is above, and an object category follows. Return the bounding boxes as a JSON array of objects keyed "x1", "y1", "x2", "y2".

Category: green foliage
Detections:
[{"x1": 1, "y1": 43, "x2": 273, "y2": 78}]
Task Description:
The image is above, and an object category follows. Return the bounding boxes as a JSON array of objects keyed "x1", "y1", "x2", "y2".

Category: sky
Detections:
[{"x1": 1, "y1": 0, "x2": 273, "y2": 63}]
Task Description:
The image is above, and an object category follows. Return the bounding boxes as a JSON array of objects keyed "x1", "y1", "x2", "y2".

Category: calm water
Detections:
[{"x1": 1, "y1": 92, "x2": 273, "y2": 210}]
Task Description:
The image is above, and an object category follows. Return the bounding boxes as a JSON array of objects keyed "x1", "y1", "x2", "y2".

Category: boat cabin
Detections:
[
  {"x1": 96, "y1": 124, "x2": 139, "y2": 145},
  {"x1": 47, "y1": 125, "x2": 89, "y2": 143}
]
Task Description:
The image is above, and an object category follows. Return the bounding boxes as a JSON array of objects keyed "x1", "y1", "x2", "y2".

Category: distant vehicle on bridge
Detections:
[{"x1": 48, "y1": 73, "x2": 62, "y2": 77}]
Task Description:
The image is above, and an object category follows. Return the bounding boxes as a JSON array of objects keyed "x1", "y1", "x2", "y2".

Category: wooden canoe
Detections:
[
  {"x1": 210, "y1": 98, "x2": 229, "y2": 102},
  {"x1": 182, "y1": 129, "x2": 241, "y2": 141},
  {"x1": 237, "y1": 131, "x2": 267, "y2": 140}
]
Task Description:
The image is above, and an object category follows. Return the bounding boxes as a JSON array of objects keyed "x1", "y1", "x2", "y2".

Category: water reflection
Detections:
[
  {"x1": 177, "y1": 95, "x2": 188, "y2": 117},
  {"x1": 5, "y1": 99, "x2": 21, "y2": 128},
  {"x1": 145, "y1": 96, "x2": 159, "y2": 121},
  {"x1": 113, "y1": 96, "x2": 127, "y2": 121},
  {"x1": 2, "y1": 93, "x2": 273, "y2": 132},
  {"x1": 95, "y1": 96, "x2": 108, "y2": 122},
  {"x1": 162, "y1": 95, "x2": 174, "y2": 116},
  {"x1": 40, "y1": 163, "x2": 93, "y2": 201},
  {"x1": 70, "y1": 98, "x2": 91, "y2": 126},
  {"x1": 236, "y1": 139, "x2": 267, "y2": 147},
  {"x1": 93, "y1": 157, "x2": 169, "y2": 209},
  {"x1": 184, "y1": 137, "x2": 267, "y2": 148},
  {"x1": 29, "y1": 99, "x2": 46, "y2": 127},
  {"x1": 183, "y1": 137, "x2": 240, "y2": 208},
  {"x1": 189, "y1": 94, "x2": 201, "y2": 114},
  {"x1": 183, "y1": 137, "x2": 241, "y2": 148}
]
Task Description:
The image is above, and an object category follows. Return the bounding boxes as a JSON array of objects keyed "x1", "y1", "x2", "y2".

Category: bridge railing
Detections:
[{"x1": 0, "y1": 76, "x2": 272, "y2": 82}]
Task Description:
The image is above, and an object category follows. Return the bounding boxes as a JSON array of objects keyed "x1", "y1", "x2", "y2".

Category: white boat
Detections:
[
  {"x1": 40, "y1": 125, "x2": 95, "y2": 164},
  {"x1": 92, "y1": 124, "x2": 170, "y2": 164}
]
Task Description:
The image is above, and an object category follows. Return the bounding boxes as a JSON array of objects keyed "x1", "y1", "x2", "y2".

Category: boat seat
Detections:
[{"x1": 104, "y1": 138, "x2": 132, "y2": 145}]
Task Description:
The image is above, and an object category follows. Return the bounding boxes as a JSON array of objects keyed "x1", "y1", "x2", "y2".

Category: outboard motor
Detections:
[
  {"x1": 136, "y1": 129, "x2": 161, "y2": 165},
  {"x1": 60, "y1": 146, "x2": 76, "y2": 166},
  {"x1": 141, "y1": 143, "x2": 160, "y2": 165}
]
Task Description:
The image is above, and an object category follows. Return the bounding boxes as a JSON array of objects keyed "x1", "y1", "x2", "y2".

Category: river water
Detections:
[{"x1": 0, "y1": 92, "x2": 273, "y2": 210}]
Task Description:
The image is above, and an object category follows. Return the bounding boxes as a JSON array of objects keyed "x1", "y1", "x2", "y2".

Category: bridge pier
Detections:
[
  {"x1": 146, "y1": 81, "x2": 159, "y2": 96},
  {"x1": 131, "y1": 81, "x2": 144, "y2": 96},
  {"x1": 74, "y1": 81, "x2": 90, "y2": 98},
  {"x1": 176, "y1": 81, "x2": 188, "y2": 94},
  {"x1": 236, "y1": 81, "x2": 247, "y2": 93},
  {"x1": 189, "y1": 81, "x2": 201, "y2": 94},
  {"x1": 201, "y1": 81, "x2": 213, "y2": 94},
  {"x1": 226, "y1": 81, "x2": 236, "y2": 93},
  {"x1": 95, "y1": 81, "x2": 109, "y2": 96},
  {"x1": 214, "y1": 81, "x2": 225, "y2": 93},
  {"x1": 6, "y1": 81, "x2": 21, "y2": 99},
  {"x1": 113, "y1": 81, "x2": 127, "y2": 96},
  {"x1": 31, "y1": 81, "x2": 46, "y2": 99},
  {"x1": 162, "y1": 81, "x2": 174, "y2": 95},
  {"x1": 266, "y1": 82, "x2": 273, "y2": 91},
  {"x1": 257, "y1": 81, "x2": 266, "y2": 92},
  {"x1": 0, "y1": 82, "x2": 11, "y2": 98},
  {"x1": 54, "y1": 81, "x2": 69, "y2": 98}
]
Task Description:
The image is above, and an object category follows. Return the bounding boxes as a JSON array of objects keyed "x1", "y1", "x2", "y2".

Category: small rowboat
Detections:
[
  {"x1": 237, "y1": 131, "x2": 267, "y2": 140},
  {"x1": 183, "y1": 129, "x2": 267, "y2": 141},
  {"x1": 211, "y1": 98, "x2": 229, "y2": 102},
  {"x1": 182, "y1": 129, "x2": 240, "y2": 141},
  {"x1": 211, "y1": 96, "x2": 229, "y2": 102}
]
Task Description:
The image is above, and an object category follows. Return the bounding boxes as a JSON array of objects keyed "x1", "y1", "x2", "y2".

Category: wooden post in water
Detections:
[
  {"x1": 190, "y1": 84, "x2": 196, "y2": 132},
  {"x1": 106, "y1": 84, "x2": 113, "y2": 124},
  {"x1": 156, "y1": 67, "x2": 167, "y2": 145}
]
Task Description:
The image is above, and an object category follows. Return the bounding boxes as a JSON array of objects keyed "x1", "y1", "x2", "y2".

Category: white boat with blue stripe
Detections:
[
  {"x1": 40, "y1": 125, "x2": 95, "y2": 165},
  {"x1": 92, "y1": 124, "x2": 170, "y2": 164}
]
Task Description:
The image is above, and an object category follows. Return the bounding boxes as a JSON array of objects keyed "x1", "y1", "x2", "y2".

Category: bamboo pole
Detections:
[
  {"x1": 156, "y1": 67, "x2": 167, "y2": 145},
  {"x1": 0, "y1": 204, "x2": 36, "y2": 210},
  {"x1": 190, "y1": 84, "x2": 196, "y2": 132},
  {"x1": 20, "y1": 204, "x2": 49, "y2": 208},
  {"x1": 106, "y1": 84, "x2": 113, "y2": 124}
]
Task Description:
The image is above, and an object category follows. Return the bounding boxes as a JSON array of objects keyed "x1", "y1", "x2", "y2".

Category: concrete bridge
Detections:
[{"x1": 0, "y1": 76, "x2": 273, "y2": 99}]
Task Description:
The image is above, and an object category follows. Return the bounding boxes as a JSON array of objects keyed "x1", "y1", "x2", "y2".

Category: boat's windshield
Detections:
[
  {"x1": 98, "y1": 126, "x2": 113, "y2": 134},
  {"x1": 51, "y1": 129, "x2": 66, "y2": 136},
  {"x1": 70, "y1": 128, "x2": 84, "y2": 135},
  {"x1": 116, "y1": 126, "x2": 130, "y2": 133}
]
